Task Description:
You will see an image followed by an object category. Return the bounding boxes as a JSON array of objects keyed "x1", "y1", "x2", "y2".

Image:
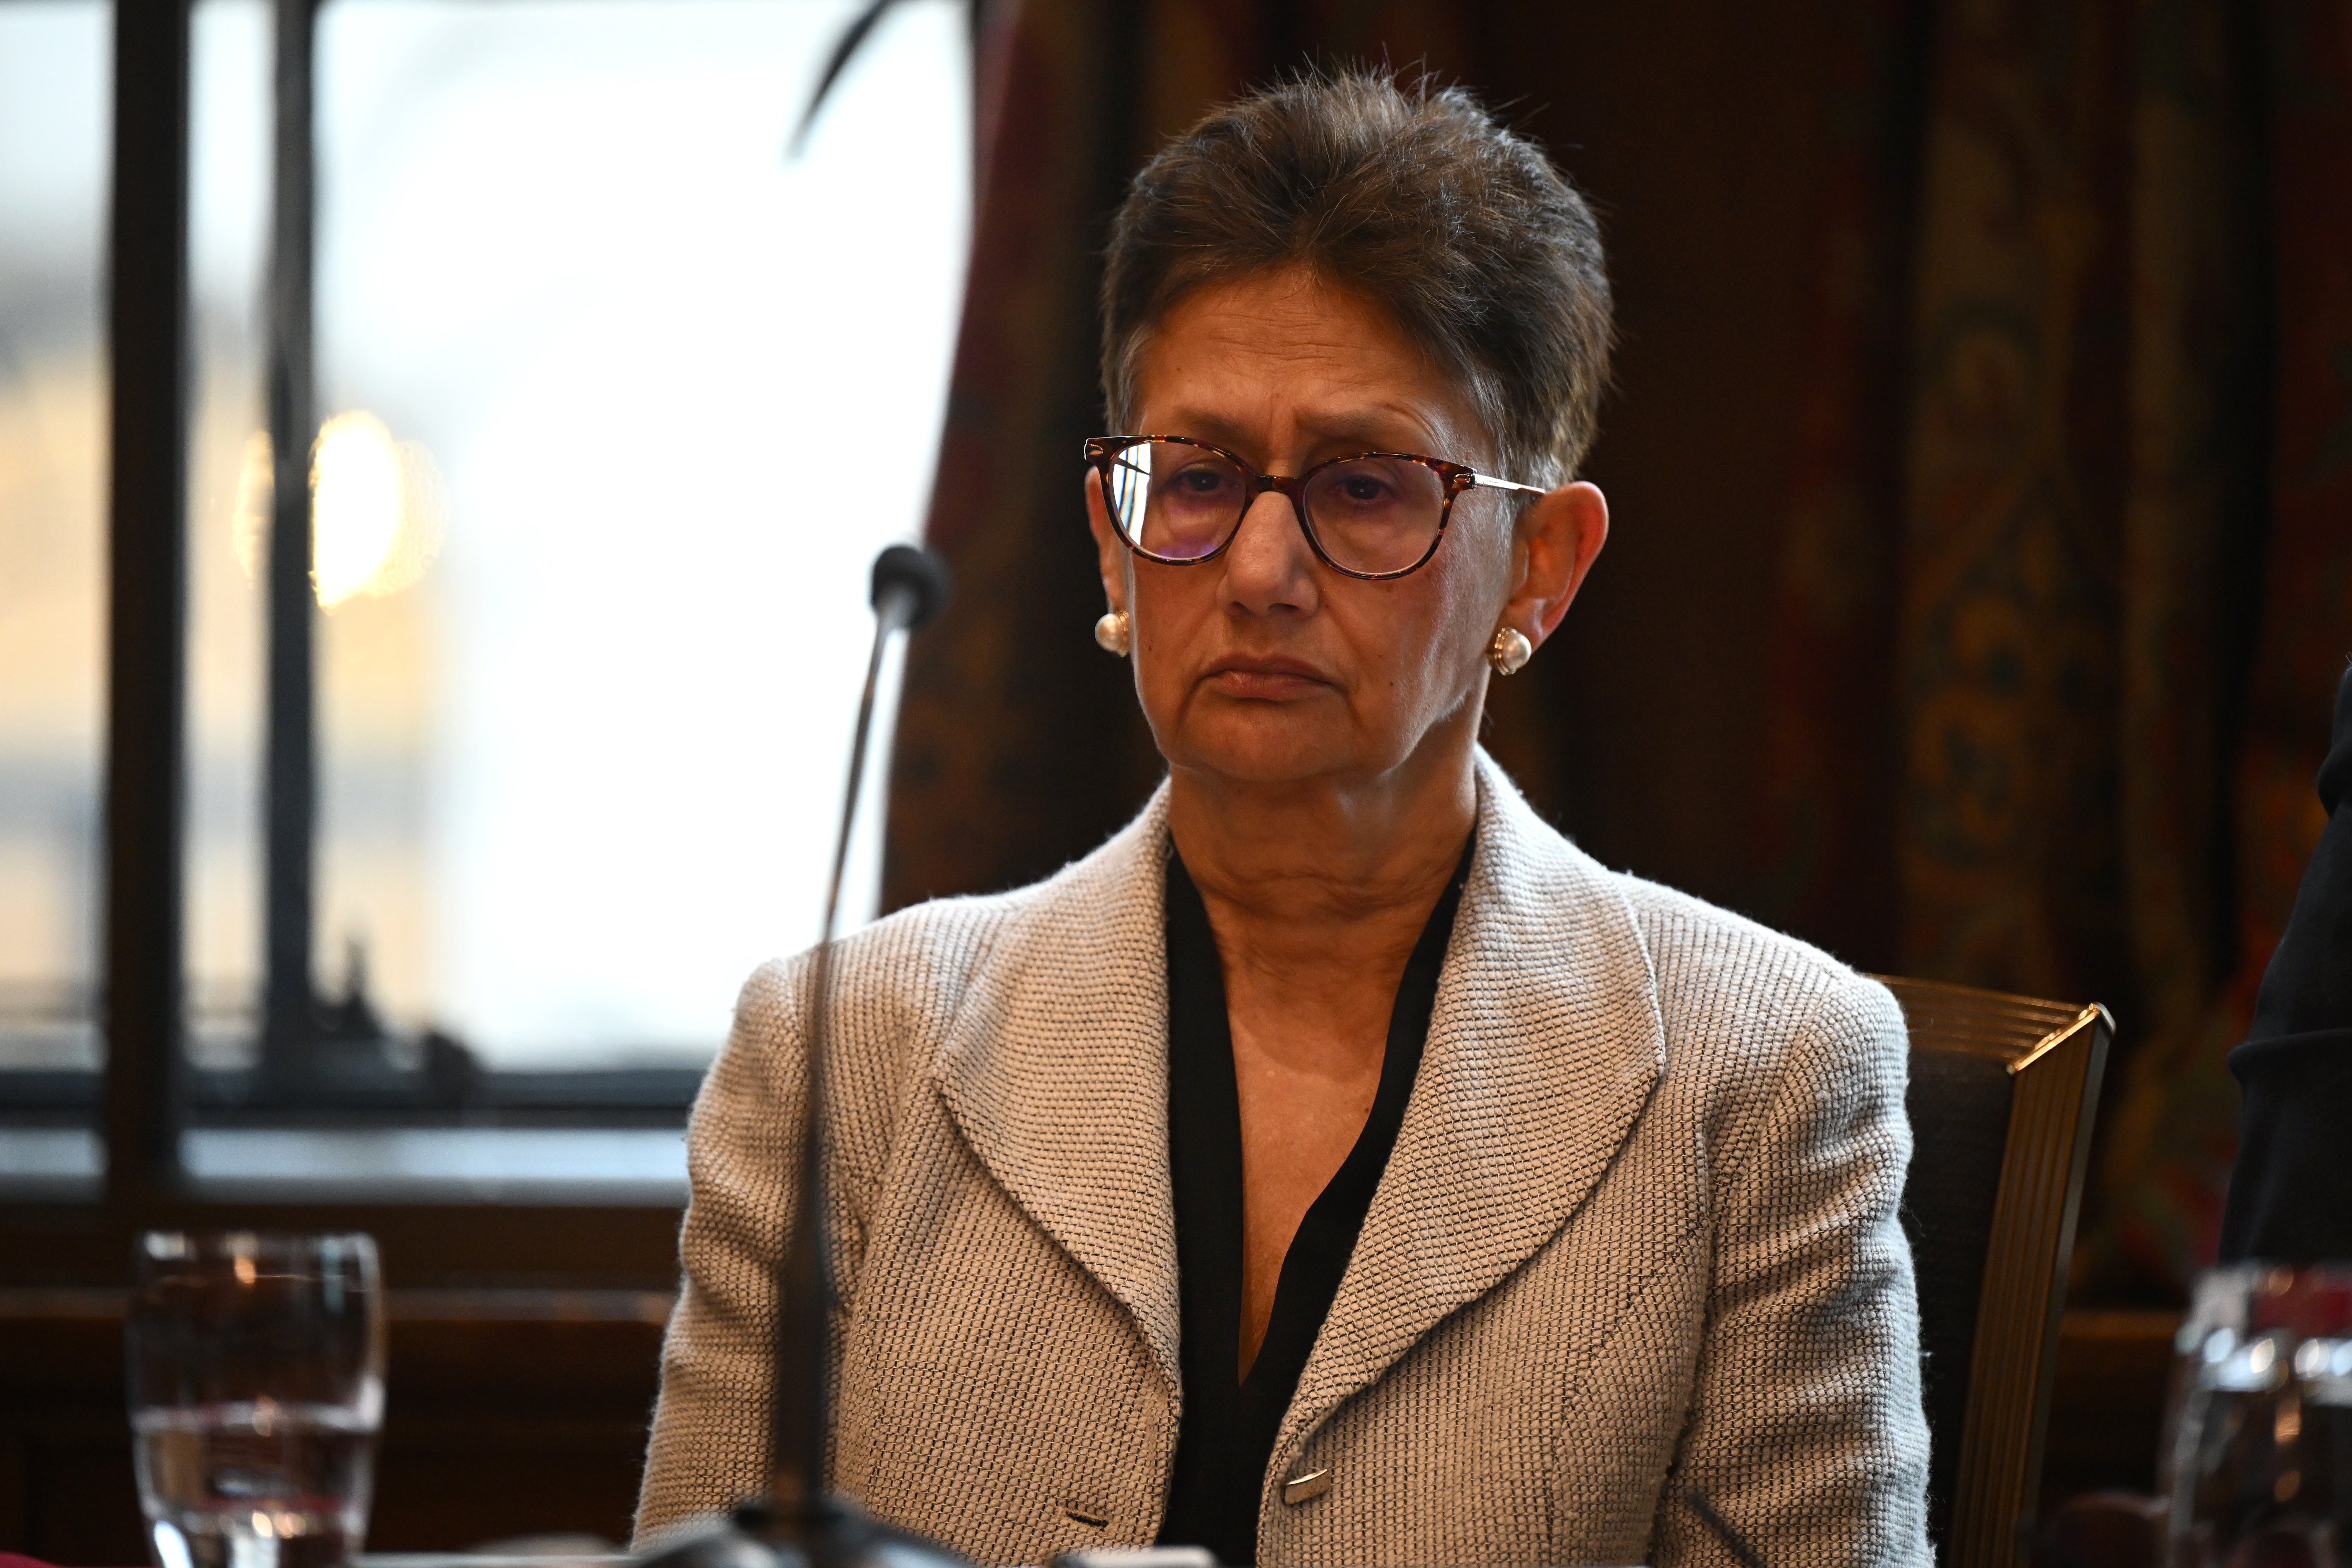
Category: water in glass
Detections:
[
  {"x1": 129, "y1": 1233, "x2": 384, "y2": 1568},
  {"x1": 134, "y1": 1401, "x2": 375, "y2": 1568}
]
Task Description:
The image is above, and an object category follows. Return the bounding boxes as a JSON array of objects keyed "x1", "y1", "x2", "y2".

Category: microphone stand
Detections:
[{"x1": 640, "y1": 543, "x2": 964, "y2": 1568}]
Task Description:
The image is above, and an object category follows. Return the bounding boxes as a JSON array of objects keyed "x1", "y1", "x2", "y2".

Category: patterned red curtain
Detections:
[
  {"x1": 2080, "y1": 0, "x2": 2352, "y2": 1290},
  {"x1": 885, "y1": 0, "x2": 2352, "y2": 1299}
]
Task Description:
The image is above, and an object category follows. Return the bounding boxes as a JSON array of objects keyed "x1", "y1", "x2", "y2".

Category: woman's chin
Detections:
[{"x1": 1163, "y1": 715, "x2": 1379, "y2": 790}]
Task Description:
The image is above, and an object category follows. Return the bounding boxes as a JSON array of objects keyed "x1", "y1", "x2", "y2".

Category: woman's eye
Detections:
[
  {"x1": 1340, "y1": 474, "x2": 1393, "y2": 503},
  {"x1": 1173, "y1": 468, "x2": 1229, "y2": 494}
]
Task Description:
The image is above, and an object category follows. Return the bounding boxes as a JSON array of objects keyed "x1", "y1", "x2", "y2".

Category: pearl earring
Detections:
[
  {"x1": 1488, "y1": 625, "x2": 1533, "y2": 675},
  {"x1": 1094, "y1": 609, "x2": 1132, "y2": 657}
]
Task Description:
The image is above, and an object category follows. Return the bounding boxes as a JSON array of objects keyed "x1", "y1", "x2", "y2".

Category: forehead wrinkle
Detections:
[
  {"x1": 1135, "y1": 269, "x2": 1493, "y2": 467},
  {"x1": 1154, "y1": 398, "x2": 1471, "y2": 466},
  {"x1": 1145, "y1": 349, "x2": 1487, "y2": 465}
]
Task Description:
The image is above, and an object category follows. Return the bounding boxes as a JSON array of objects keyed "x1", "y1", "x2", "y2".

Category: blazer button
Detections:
[{"x1": 1281, "y1": 1467, "x2": 1331, "y2": 1505}]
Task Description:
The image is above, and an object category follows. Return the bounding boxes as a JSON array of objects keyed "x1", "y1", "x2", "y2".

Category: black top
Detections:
[
  {"x1": 1156, "y1": 835, "x2": 1474, "y2": 1566},
  {"x1": 2221, "y1": 665, "x2": 2352, "y2": 1262}
]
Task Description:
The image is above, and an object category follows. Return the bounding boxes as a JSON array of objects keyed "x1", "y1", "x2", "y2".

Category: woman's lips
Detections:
[{"x1": 1202, "y1": 655, "x2": 1332, "y2": 700}]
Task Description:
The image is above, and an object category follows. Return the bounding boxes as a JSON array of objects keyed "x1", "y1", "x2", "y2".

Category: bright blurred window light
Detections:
[
  {"x1": 184, "y1": 0, "x2": 973, "y2": 1073},
  {"x1": 0, "y1": 0, "x2": 107, "y2": 1079}
]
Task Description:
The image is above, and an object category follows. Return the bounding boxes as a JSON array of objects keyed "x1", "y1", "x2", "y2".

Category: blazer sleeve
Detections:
[
  {"x1": 634, "y1": 959, "x2": 807, "y2": 1545},
  {"x1": 1654, "y1": 973, "x2": 1933, "y2": 1568}
]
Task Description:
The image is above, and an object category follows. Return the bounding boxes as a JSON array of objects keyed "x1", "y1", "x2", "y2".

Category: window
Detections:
[
  {"x1": 0, "y1": 0, "x2": 109, "y2": 1197},
  {"x1": 0, "y1": 0, "x2": 972, "y2": 1212}
]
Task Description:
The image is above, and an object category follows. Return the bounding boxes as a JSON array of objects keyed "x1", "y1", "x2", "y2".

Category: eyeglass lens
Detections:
[{"x1": 1103, "y1": 440, "x2": 1448, "y2": 576}]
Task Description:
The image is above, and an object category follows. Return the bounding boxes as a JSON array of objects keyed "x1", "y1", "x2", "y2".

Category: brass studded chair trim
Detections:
[{"x1": 1874, "y1": 975, "x2": 2113, "y2": 1568}]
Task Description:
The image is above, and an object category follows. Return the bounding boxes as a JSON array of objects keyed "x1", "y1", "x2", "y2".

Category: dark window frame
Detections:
[{"x1": 0, "y1": 0, "x2": 695, "y2": 1287}]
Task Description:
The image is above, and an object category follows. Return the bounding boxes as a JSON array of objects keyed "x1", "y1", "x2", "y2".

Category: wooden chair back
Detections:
[{"x1": 1875, "y1": 975, "x2": 2112, "y2": 1568}]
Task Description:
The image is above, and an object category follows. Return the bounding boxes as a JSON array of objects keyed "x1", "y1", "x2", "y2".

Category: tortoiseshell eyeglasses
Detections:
[{"x1": 1083, "y1": 435, "x2": 1549, "y2": 581}]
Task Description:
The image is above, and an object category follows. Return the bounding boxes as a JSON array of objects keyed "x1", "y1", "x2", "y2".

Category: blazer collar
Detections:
[
  {"x1": 928, "y1": 754, "x2": 1667, "y2": 1426},
  {"x1": 930, "y1": 787, "x2": 1185, "y2": 1394},
  {"x1": 1276, "y1": 754, "x2": 1666, "y2": 1455}
]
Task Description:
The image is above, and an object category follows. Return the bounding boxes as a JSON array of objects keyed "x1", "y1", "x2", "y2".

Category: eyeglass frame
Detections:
[{"x1": 1082, "y1": 434, "x2": 1551, "y2": 582}]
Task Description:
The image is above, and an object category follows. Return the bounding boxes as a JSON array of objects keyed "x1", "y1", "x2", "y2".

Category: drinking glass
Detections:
[
  {"x1": 2164, "y1": 1262, "x2": 2352, "y2": 1566},
  {"x1": 128, "y1": 1232, "x2": 386, "y2": 1568}
]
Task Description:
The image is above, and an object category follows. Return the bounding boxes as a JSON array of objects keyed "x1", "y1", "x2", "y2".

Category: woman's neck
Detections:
[{"x1": 1166, "y1": 742, "x2": 1477, "y2": 990}]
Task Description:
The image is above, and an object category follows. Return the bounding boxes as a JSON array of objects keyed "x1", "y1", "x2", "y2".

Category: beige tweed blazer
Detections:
[{"x1": 636, "y1": 754, "x2": 1932, "y2": 1566}]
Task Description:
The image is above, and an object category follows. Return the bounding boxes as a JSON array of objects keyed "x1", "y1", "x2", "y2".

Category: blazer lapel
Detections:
[
  {"x1": 929, "y1": 787, "x2": 1185, "y2": 1397},
  {"x1": 1278, "y1": 754, "x2": 1668, "y2": 1457}
]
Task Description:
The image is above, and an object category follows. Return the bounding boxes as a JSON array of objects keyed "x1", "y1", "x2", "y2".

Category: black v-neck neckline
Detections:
[{"x1": 1157, "y1": 833, "x2": 1474, "y2": 1565}]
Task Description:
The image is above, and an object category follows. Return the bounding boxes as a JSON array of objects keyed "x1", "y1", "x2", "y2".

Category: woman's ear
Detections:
[
  {"x1": 1504, "y1": 480, "x2": 1608, "y2": 649},
  {"x1": 1083, "y1": 469, "x2": 1128, "y2": 612}
]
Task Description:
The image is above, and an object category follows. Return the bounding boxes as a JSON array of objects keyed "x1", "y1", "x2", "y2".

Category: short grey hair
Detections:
[{"x1": 1100, "y1": 67, "x2": 1614, "y2": 488}]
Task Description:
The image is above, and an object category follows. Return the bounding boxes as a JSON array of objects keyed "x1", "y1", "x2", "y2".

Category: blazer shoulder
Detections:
[
  {"x1": 697, "y1": 886, "x2": 1044, "y2": 1219},
  {"x1": 727, "y1": 783, "x2": 1170, "y2": 1064},
  {"x1": 1620, "y1": 871, "x2": 1888, "y2": 1004},
  {"x1": 1611, "y1": 871, "x2": 1905, "y2": 1081},
  {"x1": 1606, "y1": 875, "x2": 1909, "y2": 1217},
  {"x1": 730, "y1": 885, "x2": 1037, "y2": 1050},
  {"x1": 1469, "y1": 752, "x2": 1900, "y2": 1067}
]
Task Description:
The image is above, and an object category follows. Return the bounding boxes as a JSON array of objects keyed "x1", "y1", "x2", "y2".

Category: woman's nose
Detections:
[{"x1": 1219, "y1": 487, "x2": 1320, "y2": 616}]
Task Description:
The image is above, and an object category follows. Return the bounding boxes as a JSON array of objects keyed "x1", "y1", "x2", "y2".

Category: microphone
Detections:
[
  {"x1": 871, "y1": 542, "x2": 951, "y2": 635},
  {"x1": 641, "y1": 542, "x2": 964, "y2": 1568}
]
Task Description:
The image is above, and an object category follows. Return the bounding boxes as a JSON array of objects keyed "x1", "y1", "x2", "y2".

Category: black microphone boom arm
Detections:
[{"x1": 637, "y1": 542, "x2": 963, "y2": 1568}]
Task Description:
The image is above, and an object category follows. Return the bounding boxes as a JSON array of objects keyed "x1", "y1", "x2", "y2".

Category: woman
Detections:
[{"x1": 639, "y1": 70, "x2": 1931, "y2": 1567}]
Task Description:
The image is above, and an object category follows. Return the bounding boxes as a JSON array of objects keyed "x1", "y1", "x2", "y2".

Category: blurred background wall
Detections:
[{"x1": 883, "y1": 0, "x2": 2352, "y2": 1304}]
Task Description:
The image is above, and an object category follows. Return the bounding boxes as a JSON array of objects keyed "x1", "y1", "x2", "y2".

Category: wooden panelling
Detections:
[
  {"x1": 0, "y1": 1205, "x2": 684, "y2": 1293},
  {"x1": 0, "y1": 1297, "x2": 2190, "y2": 1566},
  {"x1": 2039, "y1": 1309, "x2": 2179, "y2": 1510},
  {"x1": 0, "y1": 1290, "x2": 669, "y2": 1566}
]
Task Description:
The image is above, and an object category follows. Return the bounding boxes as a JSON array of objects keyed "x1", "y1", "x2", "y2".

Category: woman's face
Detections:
[{"x1": 1087, "y1": 265, "x2": 1605, "y2": 794}]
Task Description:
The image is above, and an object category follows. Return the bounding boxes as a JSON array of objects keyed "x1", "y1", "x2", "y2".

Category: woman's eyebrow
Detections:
[
  {"x1": 1304, "y1": 413, "x2": 1436, "y2": 452},
  {"x1": 1154, "y1": 409, "x2": 1255, "y2": 449}
]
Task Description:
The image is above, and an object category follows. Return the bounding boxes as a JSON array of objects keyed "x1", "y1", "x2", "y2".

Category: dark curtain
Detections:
[{"x1": 884, "y1": 0, "x2": 2352, "y2": 1301}]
